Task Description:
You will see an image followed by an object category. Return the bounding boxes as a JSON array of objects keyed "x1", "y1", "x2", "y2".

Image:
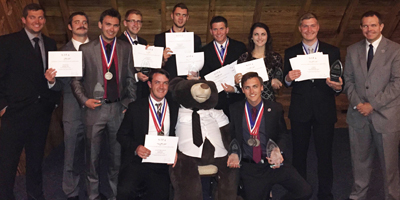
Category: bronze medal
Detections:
[
  {"x1": 247, "y1": 138, "x2": 256, "y2": 147},
  {"x1": 105, "y1": 72, "x2": 113, "y2": 80}
]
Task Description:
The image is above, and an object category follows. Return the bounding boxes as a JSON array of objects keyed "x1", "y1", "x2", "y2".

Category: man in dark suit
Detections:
[
  {"x1": 45, "y1": 11, "x2": 89, "y2": 199},
  {"x1": 116, "y1": 69, "x2": 178, "y2": 200},
  {"x1": 200, "y1": 16, "x2": 247, "y2": 117},
  {"x1": 344, "y1": 11, "x2": 400, "y2": 200},
  {"x1": 227, "y1": 72, "x2": 312, "y2": 200},
  {"x1": 154, "y1": 3, "x2": 202, "y2": 79},
  {"x1": 0, "y1": 3, "x2": 59, "y2": 200},
  {"x1": 71, "y1": 8, "x2": 136, "y2": 200},
  {"x1": 119, "y1": 9, "x2": 150, "y2": 101},
  {"x1": 283, "y1": 13, "x2": 342, "y2": 200}
]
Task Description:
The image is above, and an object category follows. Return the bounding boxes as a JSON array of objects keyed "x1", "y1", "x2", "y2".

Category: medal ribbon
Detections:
[
  {"x1": 149, "y1": 97, "x2": 167, "y2": 133},
  {"x1": 99, "y1": 35, "x2": 117, "y2": 72},
  {"x1": 170, "y1": 27, "x2": 186, "y2": 33},
  {"x1": 245, "y1": 102, "x2": 264, "y2": 137},
  {"x1": 302, "y1": 40, "x2": 319, "y2": 55},
  {"x1": 213, "y1": 40, "x2": 229, "y2": 66},
  {"x1": 124, "y1": 31, "x2": 137, "y2": 45}
]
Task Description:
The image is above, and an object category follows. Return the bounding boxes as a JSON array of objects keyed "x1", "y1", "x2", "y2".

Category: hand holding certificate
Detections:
[
  {"x1": 48, "y1": 51, "x2": 82, "y2": 77},
  {"x1": 142, "y1": 135, "x2": 179, "y2": 164},
  {"x1": 289, "y1": 53, "x2": 330, "y2": 81},
  {"x1": 234, "y1": 58, "x2": 269, "y2": 82},
  {"x1": 204, "y1": 61, "x2": 237, "y2": 92},
  {"x1": 133, "y1": 44, "x2": 164, "y2": 69},
  {"x1": 176, "y1": 52, "x2": 204, "y2": 76},
  {"x1": 166, "y1": 32, "x2": 194, "y2": 55}
]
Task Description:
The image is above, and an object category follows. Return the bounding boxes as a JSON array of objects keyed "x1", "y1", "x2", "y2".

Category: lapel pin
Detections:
[
  {"x1": 381, "y1": 49, "x2": 385, "y2": 53},
  {"x1": 267, "y1": 108, "x2": 271, "y2": 112}
]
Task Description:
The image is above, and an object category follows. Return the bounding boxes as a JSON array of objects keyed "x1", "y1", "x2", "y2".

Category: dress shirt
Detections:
[
  {"x1": 148, "y1": 96, "x2": 170, "y2": 136},
  {"x1": 175, "y1": 107, "x2": 229, "y2": 158},
  {"x1": 214, "y1": 38, "x2": 229, "y2": 55},
  {"x1": 25, "y1": 28, "x2": 46, "y2": 71},
  {"x1": 365, "y1": 35, "x2": 382, "y2": 59}
]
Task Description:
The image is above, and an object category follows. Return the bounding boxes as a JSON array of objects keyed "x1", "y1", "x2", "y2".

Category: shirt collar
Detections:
[
  {"x1": 71, "y1": 37, "x2": 89, "y2": 51},
  {"x1": 366, "y1": 34, "x2": 382, "y2": 48},
  {"x1": 302, "y1": 40, "x2": 318, "y2": 52},
  {"x1": 149, "y1": 95, "x2": 165, "y2": 105},
  {"x1": 25, "y1": 28, "x2": 42, "y2": 41},
  {"x1": 246, "y1": 100, "x2": 263, "y2": 111},
  {"x1": 214, "y1": 38, "x2": 229, "y2": 51}
]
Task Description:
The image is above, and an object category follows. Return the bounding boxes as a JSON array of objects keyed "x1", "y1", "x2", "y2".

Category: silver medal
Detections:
[{"x1": 105, "y1": 72, "x2": 113, "y2": 80}]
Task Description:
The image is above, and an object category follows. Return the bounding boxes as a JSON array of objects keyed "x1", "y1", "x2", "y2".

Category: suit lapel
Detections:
[
  {"x1": 143, "y1": 99, "x2": 150, "y2": 135},
  {"x1": 357, "y1": 40, "x2": 368, "y2": 78},
  {"x1": 368, "y1": 37, "x2": 388, "y2": 75},
  {"x1": 236, "y1": 101, "x2": 246, "y2": 144},
  {"x1": 116, "y1": 40, "x2": 123, "y2": 82},
  {"x1": 92, "y1": 39, "x2": 103, "y2": 84}
]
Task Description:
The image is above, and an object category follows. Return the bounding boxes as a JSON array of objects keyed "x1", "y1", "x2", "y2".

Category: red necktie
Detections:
[{"x1": 252, "y1": 107, "x2": 261, "y2": 163}]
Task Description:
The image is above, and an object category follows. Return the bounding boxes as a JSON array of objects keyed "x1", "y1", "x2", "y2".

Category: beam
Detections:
[
  {"x1": 206, "y1": 0, "x2": 215, "y2": 43},
  {"x1": 290, "y1": 0, "x2": 312, "y2": 46},
  {"x1": 252, "y1": 0, "x2": 264, "y2": 24},
  {"x1": 332, "y1": 0, "x2": 359, "y2": 46},
  {"x1": 110, "y1": 0, "x2": 117, "y2": 10},
  {"x1": 58, "y1": 0, "x2": 71, "y2": 39},
  {"x1": 160, "y1": 0, "x2": 166, "y2": 32},
  {"x1": 1, "y1": 0, "x2": 23, "y2": 33},
  {"x1": 382, "y1": 0, "x2": 400, "y2": 39}
]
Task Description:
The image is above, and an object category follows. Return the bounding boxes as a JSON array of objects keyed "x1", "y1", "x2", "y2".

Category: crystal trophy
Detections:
[
  {"x1": 229, "y1": 139, "x2": 242, "y2": 163},
  {"x1": 330, "y1": 60, "x2": 343, "y2": 83},
  {"x1": 266, "y1": 139, "x2": 283, "y2": 168},
  {"x1": 93, "y1": 82, "x2": 105, "y2": 104}
]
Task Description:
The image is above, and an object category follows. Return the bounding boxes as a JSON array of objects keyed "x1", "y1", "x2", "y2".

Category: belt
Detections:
[
  {"x1": 242, "y1": 158, "x2": 267, "y2": 164},
  {"x1": 104, "y1": 98, "x2": 121, "y2": 104}
]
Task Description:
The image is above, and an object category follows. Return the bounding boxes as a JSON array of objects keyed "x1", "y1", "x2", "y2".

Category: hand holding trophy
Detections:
[{"x1": 266, "y1": 139, "x2": 284, "y2": 169}]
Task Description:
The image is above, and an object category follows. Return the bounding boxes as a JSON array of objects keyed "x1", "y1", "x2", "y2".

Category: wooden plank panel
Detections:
[
  {"x1": 205, "y1": 0, "x2": 215, "y2": 43},
  {"x1": 59, "y1": 0, "x2": 71, "y2": 38},
  {"x1": 290, "y1": 0, "x2": 312, "y2": 46},
  {"x1": 332, "y1": 0, "x2": 359, "y2": 46},
  {"x1": 252, "y1": 0, "x2": 263, "y2": 23},
  {"x1": 382, "y1": 0, "x2": 400, "y2": 39}
]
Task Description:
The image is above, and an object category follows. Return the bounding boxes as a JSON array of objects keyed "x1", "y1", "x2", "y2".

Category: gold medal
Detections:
[{"x1": 105, "y1": 72, "x2": 113, "y2": 80}]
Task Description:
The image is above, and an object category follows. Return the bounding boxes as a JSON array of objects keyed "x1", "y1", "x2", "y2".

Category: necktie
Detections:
[
  {"x1": 155, "y1": 103, "x2": 164, "y2": 135},
  {"x1": 33, "y1": 37, "x2": 44, "y2": 70},
  {"x1": 367, "y1": 44, "x2": 374, "y2": 71},
  {"x1": 133, "y1": 41, "x2": 138, "y2": 45},
  {"x1": 308, "y1": 48, "x2": 314, "y2": 54},
  {"x1": 220, "y1": 45, "x2": 225, "y2": 58},
  {"x1": 192, "y1": 108, "x2": 203, "y2": 147},
  {"x1": 106, "y1": 44, "x2": 118, "y2": 101},
  {"x1": 252, "y1": 107, "x2": 261, "y2": 163}
]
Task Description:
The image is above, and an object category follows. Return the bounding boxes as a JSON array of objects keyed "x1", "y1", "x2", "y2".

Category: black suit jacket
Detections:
[
  {"x1": 200, "y1": 38, "x2": 247, "y2": 116},
  {"x1": 0, "y1": 29, "x2": 59, "y2": 111},
  {"x1": 117, "y1": 97, "x2": 179, "y2": 169},
  {"x1": 283, "y1": 41, "x2": 340, "y2": 124},
  {"x1": 118, "y1": 34, "x2": 148, "y2": 45},
  {"x1": 154, "y1": 31, "x2": 202, "y2": 79},
  {"x1": 229, "y1": 99, "x2": 289, "y2": 155}
]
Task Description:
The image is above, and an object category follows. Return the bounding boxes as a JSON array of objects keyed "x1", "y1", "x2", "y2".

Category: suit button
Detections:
[
  {"x1": 38, "y1": 95, "x2": 41, "y2": 99},
  {"x1": 366, "y1": 86, "x2": 369, "y2": 89}
]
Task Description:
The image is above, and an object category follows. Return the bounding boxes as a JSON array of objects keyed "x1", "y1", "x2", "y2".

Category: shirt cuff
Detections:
[
  {"x1": 135, "y1": 73, "x2": 139, "y2": 82},
  {"x1": 48, "y1": 80, "x2": 56, "y2": 89}
]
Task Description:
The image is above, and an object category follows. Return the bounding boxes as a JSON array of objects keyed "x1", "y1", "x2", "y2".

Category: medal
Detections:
[
  {"x1": 149, "y1": 97, "x2": 167, "y2": 135},
  {"x1": 105, "y1": 71, "x2": 113, "y2": 80},
  {"x1": 245, "y1": 102, "x2": 264, "y2": 147}
]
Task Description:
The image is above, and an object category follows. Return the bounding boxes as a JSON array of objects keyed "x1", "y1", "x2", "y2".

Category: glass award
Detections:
[
  {"x1": 93, "y1": 82, "x2": 104, "y2": 104},
  {"x1": 266, "y1": 139, "x2": 283, "y2": 168},
  {"x1": 141, "y1": 67, "x2": 151, "y2": 76},
  {"x1": 229, "y1": 139, "x2": 242, "y2": 163},
  {"x1": 330, "y1": 60, "x2": 343, "y2": 83}
]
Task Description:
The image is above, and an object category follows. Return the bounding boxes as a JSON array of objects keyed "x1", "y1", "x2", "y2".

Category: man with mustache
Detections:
[
  {"x1": 154, "y1": 3, "x2": 202, "y2": 79},
  {"x1": 45, "y1": 11, "x2": 89, "y2": 200}
]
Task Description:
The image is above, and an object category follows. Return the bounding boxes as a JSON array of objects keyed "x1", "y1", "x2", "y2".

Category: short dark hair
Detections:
[
  {"x1": 241, "y1": 72, "x2": 263, "y2": 87},
  {"x1": 360, "y1": 11, "x2": 383, "y2": 25},
  {"x1": 299, "y1": 13, "x2": 318, "y2": 26},
  {"x1": 68, "y1": 12, "x2": 89, "y2": 26},
  {"x1": 210, "y1": 16, "x2": 228, "y2": 28},
  {"x1": 148, "y1": 69, "x2": 170, "y2": 83},
  {"x1": 172, "y1": 3, "x2": 189, "y2": 14},
  {"x1": 23, "y1": 3, "x2": 44, "y2": 18},
  {"x1": 99, "y1": 8, "x2": 121, "y2": 23},
  {"x1": 125, "y1": 9, "x2": 142, "y2": 20}
]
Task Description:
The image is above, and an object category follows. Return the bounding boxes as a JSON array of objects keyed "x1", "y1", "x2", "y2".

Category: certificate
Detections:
[
  {"x1": 176, "y1": 52, "x2": 204, "y2": 76},
  {"x1": 49, "y1": 51, "x2": 82, "y2": 77},
  {"x1": 133, "y1": 44, "x2": 163, "y2": 69},
  {"x1": 234, "y1": 58, "x2": 269, "y2": 82},
  {"x1": 204, "y1": 61, "x2": 237, "y2": 93},
  {"x1": 142, "y1": 135, "x2": 179, "y2": 164},
  {"x1": 289, "y1": 53, "x2": 330, "y2": 81},
  {"x1": 166, "y1": 32, "x2": 194, "y2": 55}
]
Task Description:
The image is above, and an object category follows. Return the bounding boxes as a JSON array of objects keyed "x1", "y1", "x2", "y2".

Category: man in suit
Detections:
[
  {"x1": 154, "y1": 3, "x2": 202, "y2": 79},
  {"x1": 200, "y1": 16, "x2": 247, "y2": 117},
  {"x1": 45, "y1": 11, "x2": 89, "y2": 199},
  {"x1": 344, "y1": 11, "x2": 400, "y2": 200},
  {"x1": 227, "y1": 72, "x2": 312, "y2": 200},
  {"x1": 71, "y1": 8, "x2": 136, "y2": 200},
  {"x1": 116, "y1": 69, "x2": 178, "y2": 200},
  {"x1": 119, "y1": 9, "x2": 150, "y2": 100},
  {"x1": 0, "y1": 3, "x2": 59, "y2": 200},
  {"x1": 283, "y1": 13, "x2": 342, "y2": 199}
]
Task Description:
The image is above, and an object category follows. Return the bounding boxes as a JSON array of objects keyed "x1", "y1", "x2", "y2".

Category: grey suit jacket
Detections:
[
  {"x1": 71, "y1": 38, "x2": 136, "y2": 110},
  {"x1": 344, "y1": 36, "x2": 400, "y2": 133}
]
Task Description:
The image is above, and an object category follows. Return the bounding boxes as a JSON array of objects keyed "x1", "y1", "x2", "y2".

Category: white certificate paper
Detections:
[
  {"x1": 205, "y1": 61, "x2": 237, "y2": 93},
  {"x1": 166, "y1": 32, "x2": 194, "y2": 55},
  {"x1": 133, "y1": 45, "x2": 163, "y2": 69},
  {"x1": 289, "y1": 53, "x2": 330, "y2": 82},
  {"x1": 176, "y1": 52, "x2": 204, "y2": 76},
  {"x1": 142, "y1": 135, "x2": 179, "y2": 164},
  {"x1": 49, "y1": 51, "x2": 82, "y2": 77},
  {"x1": 234, "y1": 58, "x2": 269, "y2": 82}
]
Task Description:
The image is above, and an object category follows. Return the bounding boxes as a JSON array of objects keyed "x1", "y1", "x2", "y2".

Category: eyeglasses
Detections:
[{"x1": 126, "y1": 20, "x2": 142, "y2": 24}]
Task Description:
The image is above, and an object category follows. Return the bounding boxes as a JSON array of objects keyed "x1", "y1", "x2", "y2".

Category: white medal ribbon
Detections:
[
  {"x1": 124, "y1": 31, "x2": 137, "y2": 45},
  {"x1": 149, "y1": 97, "x2": 167, "y2": 133},
  {"x1": 99, "y1": 35, "x2": 117, "y2": 72},
  {"x1": 302, "y1": 40, "x2": 319, "y2": 55},
  {"x1": 245, "y1": 101, "x2": 264, "y2": 136},
  {"x1": 213, "y1": 40, "x2": 229, "y2": 66}
]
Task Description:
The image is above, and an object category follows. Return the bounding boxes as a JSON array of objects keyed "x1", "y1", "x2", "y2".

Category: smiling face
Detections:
[
  {"x1": 148, "y1": 73, "x2": 169, "y2": 101},
  {"x1": 98, "y1": 15, "x2": 120, "y2": 42},
  {"x1": 242, "y1": 77, "x2": 263, "y2": 107},
  {"x1": 22, "y1": 9, "x2": 46, "y2": 36},
  {"x1": 299, "y1": 18, "x2": 319, "y2": 45},
  {"x1": 123, "y1": 13, "x2": 142, "y2": 36},
  {"x1": 210, "y1": 22, "x2": 229, "y2": 44},
  {"x1": 252, "y1": 27, "x2": 268, "y2": 48},
  {"x1": 171, "y1": 7, "x2": 189, "y2": 29},
  {"x1": 360, "y1": 15, "x2": 384, "y2": 43},
  {"x1": 69, "y1": 15, "x2": 88, "y2": 37}
]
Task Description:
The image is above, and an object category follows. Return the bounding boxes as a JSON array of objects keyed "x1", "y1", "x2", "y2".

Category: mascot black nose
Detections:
[{"x1": 200, "y1": 83, "x2": 209, "y2": 89}]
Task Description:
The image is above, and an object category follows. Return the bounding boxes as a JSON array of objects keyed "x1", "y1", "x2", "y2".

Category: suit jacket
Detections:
[
  {"x1": 118, "y1": 34, "x2": 148, "y2": 45},
  {"x1": 344, "y1": 36, "x2": 400, "y2": 133},
  {"x1": 229, "y1": 99, "x2": 289, "y2": 155},
  {"x1": 154, "y1": 30, "x2": 202, "y2": 79},
  {"x1": 117, "y1": 97, "x2": 179, "y2": 169},
  {"x1": 283, "y1": 41, "x2": 340, "y2": 124},
  {"x1": 0, "y1": 29, "x2": 59, "y2": 111},
  {"x1": 200, "y1": 38, "x2": 247, "y2": 116},
  {"x1": 71, "y1": 38, "x2": 136, "y2": 110}
]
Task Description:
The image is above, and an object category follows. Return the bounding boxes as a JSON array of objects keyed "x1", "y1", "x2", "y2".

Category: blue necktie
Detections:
[{"x1": 220, "y1": 45, "x2": 225, "y2": 58}]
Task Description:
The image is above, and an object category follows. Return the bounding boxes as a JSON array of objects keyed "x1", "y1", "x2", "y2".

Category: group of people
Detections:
[{"x1": 0, "y1": 2, "x2": 399, "y2": 200}]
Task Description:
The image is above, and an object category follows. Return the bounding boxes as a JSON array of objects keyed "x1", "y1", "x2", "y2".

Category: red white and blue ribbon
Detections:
[
  {"x1": 99, "y1": 35, "x2": 117, "y2": 71},
  {"x1": 244, "y1": 101, "x2": 264, "y2": 137},
  {"x1": 149, "y1": 97, "x2": 167, "y2": 133},
  {"x1": 213, "y1": 40, "x2": 229, "y2": 66},
  {"x1": 124, "y1": 30, "x2": 137, "y2": 45},
  {"x1": 302, "y1": 41, "x2": 319, "y2": 54}
]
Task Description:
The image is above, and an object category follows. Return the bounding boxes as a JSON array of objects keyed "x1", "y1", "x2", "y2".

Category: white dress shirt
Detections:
[{"x1": 148, "y1": 96, "x2": 170, "y2": 136}]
